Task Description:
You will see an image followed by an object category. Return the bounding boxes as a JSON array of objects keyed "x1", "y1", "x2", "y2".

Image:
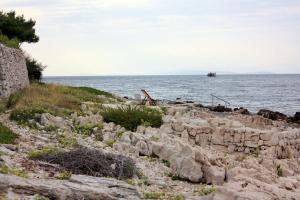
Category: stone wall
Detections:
[
  {"x1": 0, "y1": 44, "x2": 29, "y2": 97},
  {"x1": 163, "y1": 106, "x2": 300, "y2": 159}
]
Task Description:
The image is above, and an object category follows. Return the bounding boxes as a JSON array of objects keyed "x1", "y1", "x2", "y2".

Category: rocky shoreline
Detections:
[{"x1": 1, "y1": 88, "x2": 300, "y2": 200}]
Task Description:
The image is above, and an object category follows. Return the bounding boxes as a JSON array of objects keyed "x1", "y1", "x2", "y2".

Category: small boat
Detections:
[{"x1": 207, "y1": 72, "x2": 216, "y2": 77}]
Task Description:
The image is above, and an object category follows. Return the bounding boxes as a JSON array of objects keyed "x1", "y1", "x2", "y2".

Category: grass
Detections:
[
  {"x1": 74, "y1": 124, "x2": 103, "y2": 136},
  {"x1": 0, "y1": 34, "x2": 20, "y2": 49},
  {"x1": 0, "y1": 123, "x2": 17, "y2": 144},
  {"x1": 74, "y1": 86, "x2": 115, "y2": 99},
  {"x1": 101, "y1": 106, "x2": 162, "y2": 131},
  {"x1": 162, "y1": 160, "x2": 171, "y2": 168},
  {"x1": 8, "y1": 84, "x2": 113, "y2": 126},
  {"x1": 104, "y1": 139, "x2": 116, "y2": 147},
  {"x1": 56, "y1": 134, "x2": 79, "y2": 148},
  {"x1": 55, "y1": 171, "x2": 72, "y2": 180},
  {"x1": 195, "y1": 187, "x2": 216, "y2": 196},
  {"x1": 0, "y1": 98, "x2": 7, "y2": 113},
  {"x1": 0, "y1": 164, "x2": 27, "y2": 177},
  {"x1": 28, "y1": 146, "x2": 60, "y2": 159},
  {"x1": 144, "y1": 192, "x2": 165, "y2": 199},
  {"x1": 34, "y1": 195, "x2": 50, "y2": 200},
  {"x1": 143, "y1": 192, "x2": 184, "y2": 200}
]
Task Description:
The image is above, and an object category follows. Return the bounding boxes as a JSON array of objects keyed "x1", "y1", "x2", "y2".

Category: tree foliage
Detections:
[
  {"x1": 0, "y1": 11, "x2": 39, "y2": 43},
  {"x1": 25, "y1": 56, "x2": 46, "y2": 82}
]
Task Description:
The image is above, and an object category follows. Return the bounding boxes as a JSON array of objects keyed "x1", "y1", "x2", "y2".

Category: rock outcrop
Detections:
[
  {"x1": 0, "y1": 174, "x2": 141, "y2": 200},
  {"x1": 0, "y1": 44, "x2": 29, "y2": 97}
]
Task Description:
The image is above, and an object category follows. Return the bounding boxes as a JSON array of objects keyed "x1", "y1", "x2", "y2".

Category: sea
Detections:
[{"x1": 43, "y1": 75, "x2": 300, "y2": 116}]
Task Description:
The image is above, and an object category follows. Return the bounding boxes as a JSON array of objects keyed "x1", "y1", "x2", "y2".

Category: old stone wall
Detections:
[
  {"x1": 0, "y1": 43, "x2": 29, "y2": 97},
  {"x1": 163, "y1": 107, "x2": 300, "y2": 159}
]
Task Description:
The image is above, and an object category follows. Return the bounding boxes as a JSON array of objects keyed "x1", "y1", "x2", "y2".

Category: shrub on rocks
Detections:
[
  {"x1": 30, "y1": 148, "x2": 138, "y2": 179},
  {"x1": 101, "y1": 106, "x2": 162, "y2": 131},
  {"x1": 0, "y1": 123, "x2": 17, "y2": 144}
]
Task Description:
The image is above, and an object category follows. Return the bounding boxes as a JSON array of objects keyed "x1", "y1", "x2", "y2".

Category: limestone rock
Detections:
[
  {"x1": 75, "y1": 114, "x2": 103, "y2": 126},
  {"x1": 202, "y1": 165, "x2": 226, "y2": 185},
  {"x1": 0, "y1": 174, "x2": 141, "y2": 200},
  {"x1": 40, "y1": 113, "x2": 66, "y2": 129},
  {"x1": 135, "y1": 140, "x2": 152, "y2": 156}
]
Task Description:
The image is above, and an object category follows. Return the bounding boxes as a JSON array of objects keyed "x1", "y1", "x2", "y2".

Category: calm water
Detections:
[{"x1": 44, "y1": 75, "x2": 300, "y2": 115}]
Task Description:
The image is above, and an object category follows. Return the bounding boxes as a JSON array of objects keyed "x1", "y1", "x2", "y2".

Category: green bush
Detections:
[
  {"x1": 101, "y1": 106, "x2": 162, "y2": 131},
  {"x1": 28, "y1": 146, "x2": 60, "y2": 159},
  {"x1": 26, "y1": 56, "x2": 46, "y2": 82},
  {"x1": 74, "y1": 124, "x2": 103, "y2": 136},
  {"x1": 10, "y1": 107, "x2": 46, "y2": 127},
  {"x1": 0, "y1": 164, "x2": 27, "y2": 177},
  {"x1": 0, "y1": 123, "x2": 17, "y2": 144},
  {"x1": 0, "y1": 34, "x2": 20, "y2": 48}
]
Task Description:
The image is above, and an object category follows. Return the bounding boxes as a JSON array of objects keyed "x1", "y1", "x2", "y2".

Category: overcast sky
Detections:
[{"x1": 1, "y1": 0, "x2": 300, "y2": 75}]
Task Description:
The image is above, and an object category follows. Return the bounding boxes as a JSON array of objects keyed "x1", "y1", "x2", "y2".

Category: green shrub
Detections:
[
  {"x1": 57, "y1": 135, "x2": 79, "y2": 148},
  {"x1": 26, "y1": 56, "x2": 46, "y2": 82},
  {"x1": 162, "y1": 160, "x2": 170, "y2": 167},
  {"x1": 34, "y1": 195, "x2": 50, "y2": 200},
  {"x1": 102, "y1": 106, "x2": 162, "y2": 131},
  {"x1": 0, "y1": 164, "x2": 27, "y2": 177},
  {"x1": 195, "y1": 187, "x2": 216, "y2": 196},
  {"x1": 0, "y1": 123, "x2": 17, "y2": 144},
  {"x1": 0, "y1": 34, "x2": 20, "y2": 48},
  {"x1": 10, "y1": 107, "x2": 46, "y2": 127},
  {"x1": 28, "y1": 146, "x2": 60, "y2": 159},
  {"x1": 7, "y1": 90, "x2": 23, "y2": 108},
  {"x1": 75, "y1": 124, "x2": 103, "y2": 136},
  {"x1": 55, "y1": 171, "x2": 72, "y2": 180},
  {"x1": 44, "y1": 125, "x2": 58, "y2": 132},
  {"x1": 104, "y1": 139, "x2": 116, "y2": 147},
  {"x1": 144, "y1": 192, "x2": 165, "y2": 199}
]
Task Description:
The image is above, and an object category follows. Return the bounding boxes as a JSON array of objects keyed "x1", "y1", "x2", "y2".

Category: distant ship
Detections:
[{"x1": 207, "y1": 72, "x2": 216, "y2": 77}]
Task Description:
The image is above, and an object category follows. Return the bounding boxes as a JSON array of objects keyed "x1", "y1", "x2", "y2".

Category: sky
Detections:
[{"x1": 1, "y1": 0, "x2": 300, "y2": 75}]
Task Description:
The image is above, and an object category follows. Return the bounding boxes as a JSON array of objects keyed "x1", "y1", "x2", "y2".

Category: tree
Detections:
[
  {"x1": 0, "y1": 11, "x2": 39, "y2": 43},
  {"x1": 25, "y1": 56, "x2": 46, "y2": 82}
]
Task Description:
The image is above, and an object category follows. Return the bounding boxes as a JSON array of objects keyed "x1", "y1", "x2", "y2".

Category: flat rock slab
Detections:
[{"x1": 0, "y1": 174, "x2": 141, "y2": 200}]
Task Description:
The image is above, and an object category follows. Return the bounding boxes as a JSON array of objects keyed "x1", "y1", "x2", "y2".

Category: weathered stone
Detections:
[
  {"x1": 0, "y1": 44, "x2": 29, "y2": 97},
  {"x1": 227, "y1": 145, "x2": 235, "y2": 153},
  {"x1": 0, "y1": 174, "x2": 141, "y2": 200},
  {"x1": 135, "y1": 140, "x2": 152, "y2": 156},
  {"x1": 75, "y1": 114, "x2": 103, "y2": 126},
  {"x1": 40, "y1": 113, "x2": 66, "y2": 129},
  {"x1": 260, "y1": 132, "x2": 272, "y2": 141},
  {"x1": 245, "y1": 141, "x2": 258, "y2": 148},
  {"x1": 202, "y1": 165, "x2": 226, "y2": 185}
]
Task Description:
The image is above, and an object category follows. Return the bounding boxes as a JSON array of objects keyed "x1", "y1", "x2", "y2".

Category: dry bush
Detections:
[{"x1": 31, "y1": 148, "x2": 138, "y2": 179}]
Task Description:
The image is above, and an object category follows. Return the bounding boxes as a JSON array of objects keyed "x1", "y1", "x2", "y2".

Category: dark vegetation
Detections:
[
  {"x1": 0, "y1": 11, "x2": 39, "y2": 43},
  {"x1": 25, "y1": 56, "x2": 47, "y2": 82},
  {"x1": 102, "y1": 106, "x2": 163, "y2": 131},
  {"x1": 31, "y1": 148, "x2": 137, "y2": 179},
  {"x1": 0, "y1": 123, "x2": 17, "y2": 144},
  {"x1": 0, "y1": 11, "x2": 45, "y2": 82}
]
